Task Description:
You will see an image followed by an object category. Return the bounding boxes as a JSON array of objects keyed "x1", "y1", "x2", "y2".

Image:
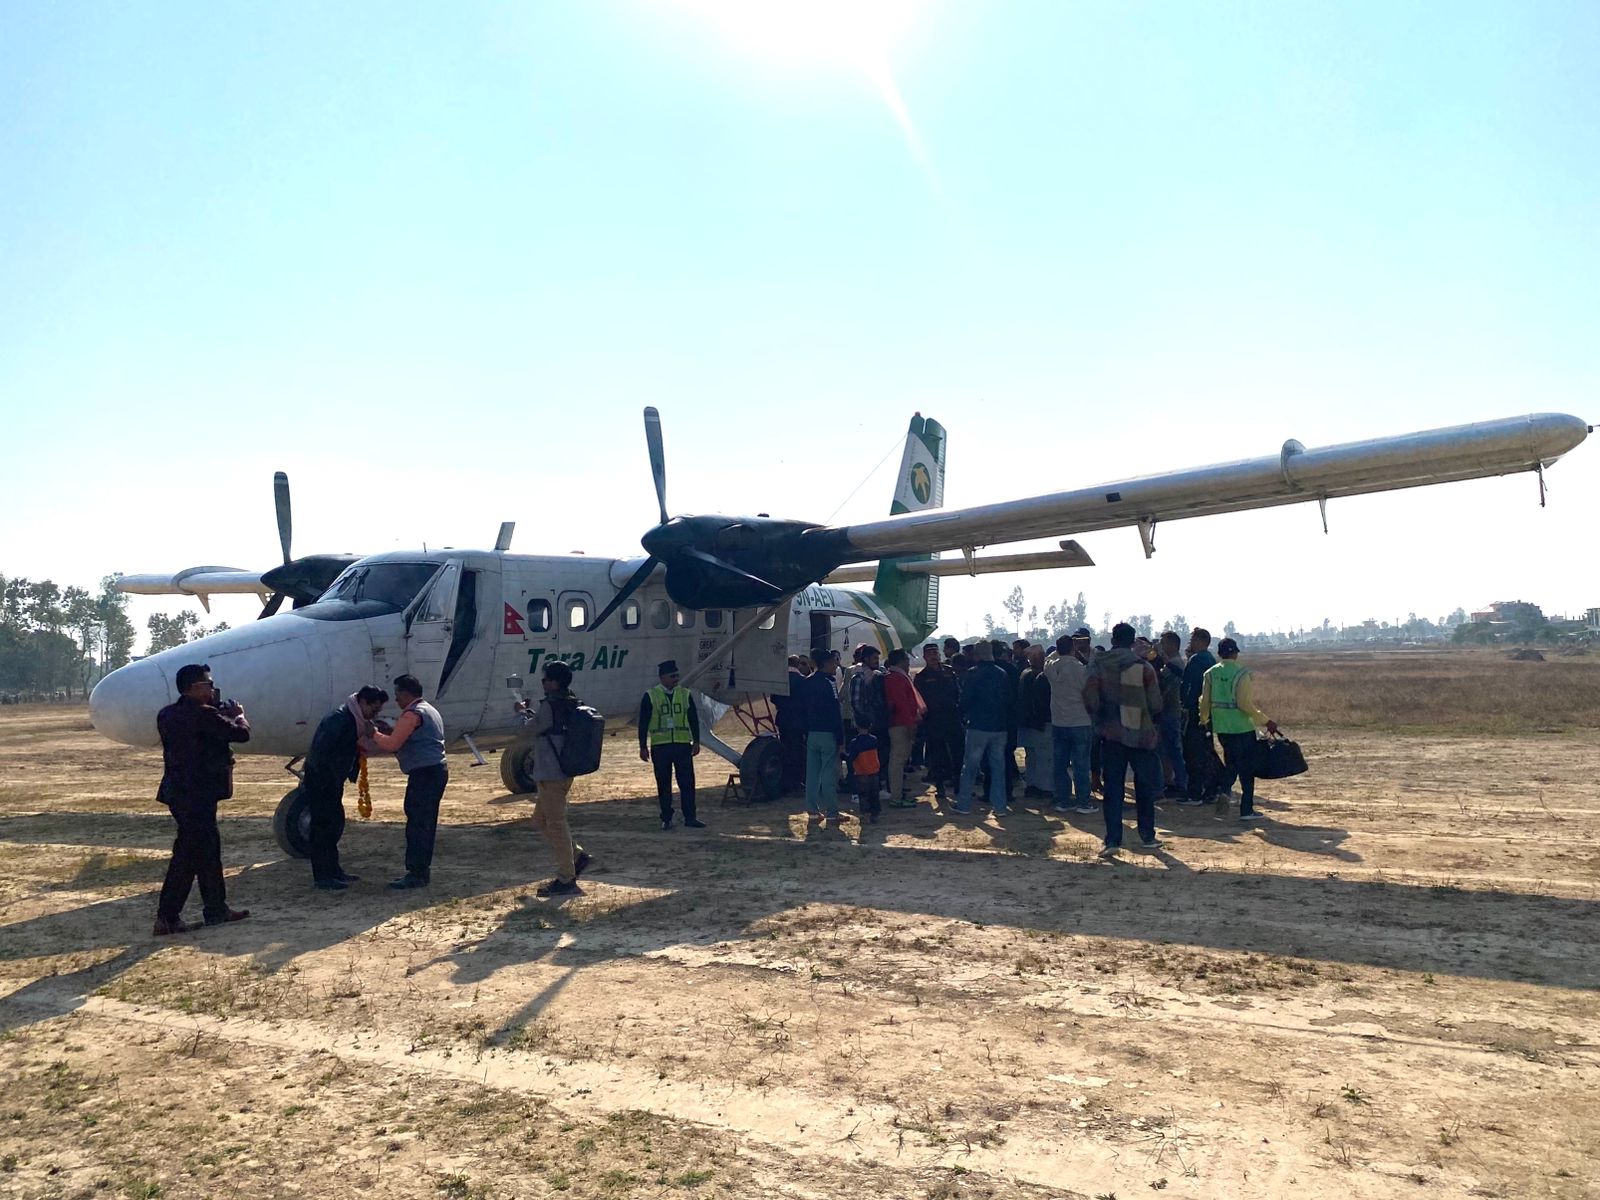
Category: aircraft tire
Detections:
[
  {"x1": 272, "y1": 786, "x2": 312, "y2": 860},
  {"x1": 500, "y1": 738, "x2": 540, "y2": 796},
  {"x1": 739, "y1": 734, "x2": 783, "y2": 803}
]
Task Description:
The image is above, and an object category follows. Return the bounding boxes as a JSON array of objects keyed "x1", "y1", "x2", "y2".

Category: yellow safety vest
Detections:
[
  {"x1": 1207, "y1": 661, "x2": 1256, "y2": 735},
  {"x1": 647, "y1": 685, "x2": 693, "y2": 746}
]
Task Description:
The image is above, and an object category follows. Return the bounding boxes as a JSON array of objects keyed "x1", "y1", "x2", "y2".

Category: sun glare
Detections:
[
  {"x1": 673, "y1": 0, "x2": 929, "y2": 168},
  {"x1": 675, "y1": 0, "x2": 918, "y2": 67}
]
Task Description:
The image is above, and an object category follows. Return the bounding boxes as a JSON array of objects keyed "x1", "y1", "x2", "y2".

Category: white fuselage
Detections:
[{"x1": 89, "y1": 550, "x2": 906, "y2": 759}]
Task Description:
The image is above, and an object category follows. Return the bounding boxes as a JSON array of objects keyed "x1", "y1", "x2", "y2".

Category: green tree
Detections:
[
  {"x1": 1003, "y1": 586, "x2": 1025, "y2": 637},
  {"x1": 147, "y1": 611, "x2": 201, "y2": 654},
  {"x1": 98, "y1": 576, "x2": 136, "y2": 673},
  {"x1": 1167, "y1": 614, "x2": 1191, "y2": 642}
]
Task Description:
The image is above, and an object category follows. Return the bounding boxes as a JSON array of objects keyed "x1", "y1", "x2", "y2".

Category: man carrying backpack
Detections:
[
  {"x1": 639, "y1": 660, "x2": 704, "y2": 830},
  {"x1": 522, "y1": 661, "x2": 592, "y2": 897}
]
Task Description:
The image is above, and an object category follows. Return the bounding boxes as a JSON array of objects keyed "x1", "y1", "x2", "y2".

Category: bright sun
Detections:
[
  {"x1": 673, "y1": 0, "x2": 919, "y2": 68},
  {"x1": 671, "y1": 0, "x2": 927, "y2": 166}
]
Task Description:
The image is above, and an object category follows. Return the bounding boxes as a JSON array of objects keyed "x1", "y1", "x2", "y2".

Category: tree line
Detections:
[{"x1": 0, "y1": 574, "x2": 228, "y2": 698}]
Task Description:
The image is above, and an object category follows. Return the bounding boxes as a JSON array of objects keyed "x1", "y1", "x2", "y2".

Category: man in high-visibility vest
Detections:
[
  {"x1": 1199, "y1": 638, "x2": 1279, "y2": 822},
  {"x1": 639, "y1": 660, "x2": 704, "y2": 830}
]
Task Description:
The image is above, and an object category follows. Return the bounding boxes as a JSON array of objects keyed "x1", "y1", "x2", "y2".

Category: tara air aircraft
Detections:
[{"x1": 92, "y1": 407, "x2": 1589, "y2": 857}]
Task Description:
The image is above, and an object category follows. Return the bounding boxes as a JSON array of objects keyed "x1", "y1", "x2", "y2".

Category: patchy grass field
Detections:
[{"x1": 1, "y1": 651, "x2": 1597, "y2": 1199}]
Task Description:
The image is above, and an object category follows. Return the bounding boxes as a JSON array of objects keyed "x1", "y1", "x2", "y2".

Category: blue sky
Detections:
[{"x1": 3, "y1": 1, "x2": 1596, "y2": 644}]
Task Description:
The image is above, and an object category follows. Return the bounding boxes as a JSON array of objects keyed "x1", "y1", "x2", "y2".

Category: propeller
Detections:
[
  {"x1": 586, "y1": 409, "x2": 851, "y2": 630},
  {"x1": 256, "y1": 472, "x2": 360, "y2": 618}
]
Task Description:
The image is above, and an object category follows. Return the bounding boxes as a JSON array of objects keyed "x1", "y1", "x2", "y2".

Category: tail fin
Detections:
[{"x1": 872, "y1": 414, "x2": 946, "y2": 644}]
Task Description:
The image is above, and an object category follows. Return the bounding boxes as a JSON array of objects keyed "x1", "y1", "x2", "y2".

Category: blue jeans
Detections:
[
  {"x1": 1051, "y1": 725, "x2": 1093, "y2": 805},
  {"x1": 959, "y1": 729, "x2": 1009, "y2": 809},
  {"x1": 1157, "y1": 712, "x2": 1188, "y2": 793},
  {"x1": 1101, "y1": 740, "x2": 1161, "y2": 847},
  {"x1": 805, "y1": 732, "x2": 841, "y2": 816}
]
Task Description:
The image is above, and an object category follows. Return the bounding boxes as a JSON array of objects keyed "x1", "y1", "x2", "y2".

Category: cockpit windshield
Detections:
[{"x1": 297, "y1": 562, "x2": 441, "y2": 622}]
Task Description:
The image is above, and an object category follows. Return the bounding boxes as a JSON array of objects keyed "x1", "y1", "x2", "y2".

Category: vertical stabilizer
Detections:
[{"x1": 872, "y1": 414, "x2": 946, "y2": 644}]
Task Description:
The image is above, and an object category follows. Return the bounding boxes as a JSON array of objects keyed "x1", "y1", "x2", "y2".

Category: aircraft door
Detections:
[{"x1": 404, "y1": 561, "x2": 461, "y2": 698}]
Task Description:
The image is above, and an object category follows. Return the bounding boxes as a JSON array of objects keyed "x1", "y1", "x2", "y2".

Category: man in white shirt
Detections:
[{"x1": 1043, "y1": 635, "x2": 1097, "y2": 814}]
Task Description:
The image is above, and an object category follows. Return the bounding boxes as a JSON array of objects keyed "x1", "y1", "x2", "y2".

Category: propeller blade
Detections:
[
  {"x1": 586, "y1": 556, "x2": 659, "y2": 632},
  {"x1": 643, "y1": 407, "x2": 668, "y2": 526},
  {"x1": 273, "y1": 471, "x2": 292, "y2": 564},
  {"x1": 258, "y1": 591, "x2": 287, "y2": 620},
  {"x1": 683, "y1": 547, "x2": 780, "y2": 593}
]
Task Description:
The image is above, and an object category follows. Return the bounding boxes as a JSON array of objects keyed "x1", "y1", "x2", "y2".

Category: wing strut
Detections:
[{"x1": 1138, "y1": 517, "x2": 1158, "y2": 559}]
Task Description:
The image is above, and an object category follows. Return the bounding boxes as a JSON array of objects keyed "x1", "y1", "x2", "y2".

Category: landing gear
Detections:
[
  {"x1": 738, "y1": 734, "x2": 784, "y2": 802},
  {"x1": 500, "y1": 737, "x2": 540, "y2": 796},
  {"x1": 272, "y1": 786, "x2": 312, "y2": 859}
]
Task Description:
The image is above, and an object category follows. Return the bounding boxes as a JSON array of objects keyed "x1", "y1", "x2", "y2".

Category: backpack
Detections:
[{"x1": 546, "y1": 696, "x2": 606, "y2": 777}]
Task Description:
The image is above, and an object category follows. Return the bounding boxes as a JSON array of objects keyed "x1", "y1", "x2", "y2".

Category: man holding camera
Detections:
[{"x1": 153, "y1": 662, "x2": 251, "y2": 935}]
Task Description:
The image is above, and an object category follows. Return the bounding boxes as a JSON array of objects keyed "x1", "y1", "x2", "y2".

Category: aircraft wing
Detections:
[
  {"x1": 832, "y1": 413, "x2": 1590, "y2": 560},
  {"x1": 115, "y1": 567, "x2": 271, "y2": 607}
]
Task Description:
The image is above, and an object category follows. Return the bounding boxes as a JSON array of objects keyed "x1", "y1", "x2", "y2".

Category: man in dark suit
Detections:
[
  {"x1": 153, "y1": 662, "x2": 252, "y2": 935},
  {"x1": 301, "y1": 686, "x2": 388, "y2": 890}
]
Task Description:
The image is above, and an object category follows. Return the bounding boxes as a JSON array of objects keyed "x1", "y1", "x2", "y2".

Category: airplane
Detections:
[{"x1": 90, "y1": 407, "x2": 1590, "y2": 860}]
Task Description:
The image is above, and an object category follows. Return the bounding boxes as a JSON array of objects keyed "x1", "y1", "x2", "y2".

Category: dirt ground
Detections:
[{"x1": 1, "y1": 686, "x2": 1597, "y2": 1199}]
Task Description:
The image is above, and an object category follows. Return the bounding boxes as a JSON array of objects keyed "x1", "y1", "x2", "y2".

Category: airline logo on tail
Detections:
[{"x1": 910, "y1": 461, "x2": 932, "y2": 505}]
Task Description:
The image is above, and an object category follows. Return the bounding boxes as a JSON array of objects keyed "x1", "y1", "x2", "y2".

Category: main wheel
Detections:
[
  {"x1": 739, "y1": 734, "x2": 784, "y2": 802},
  {"x1": 500, "y1": 737, "x2": 540, "y2": 796},
  {"x1": 272, "y1": 786, "x2": 312, "y2": 860}
]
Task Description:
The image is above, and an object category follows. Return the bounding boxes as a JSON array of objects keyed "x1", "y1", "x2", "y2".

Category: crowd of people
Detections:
[
  {"x1": 773, "y1": 623, "x2": 1280, "y2": 858},
  {"x1": 146, "y1": 626, "x2": 1280, "y2": 935}
]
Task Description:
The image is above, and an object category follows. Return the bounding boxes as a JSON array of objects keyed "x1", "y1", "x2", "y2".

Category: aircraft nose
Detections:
[{"x1": 89, "y1": 659, "x2": 172, "y2": 747}]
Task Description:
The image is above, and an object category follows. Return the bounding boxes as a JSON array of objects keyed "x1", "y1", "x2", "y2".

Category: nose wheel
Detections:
[{"x1": 272, "y1": 786, "x2": 312, "y2": 859}]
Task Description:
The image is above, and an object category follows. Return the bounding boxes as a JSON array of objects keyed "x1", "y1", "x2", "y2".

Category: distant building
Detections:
[{"x1": 1587, "y1": 607, "x2": 1600, "y2": 632}]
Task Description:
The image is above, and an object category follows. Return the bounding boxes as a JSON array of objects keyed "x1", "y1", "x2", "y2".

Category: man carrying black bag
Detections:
[{"x1": 1199, "y1": 638, "x2": 1279, "y2": 823}]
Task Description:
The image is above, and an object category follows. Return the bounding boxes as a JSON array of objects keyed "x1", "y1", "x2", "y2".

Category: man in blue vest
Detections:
[
  {"x1": 369, "y1": 674, "x2": 449, "y2": 889},
  {"x1": 639, "y1": 660, "x2": 703, "y2": 830}
]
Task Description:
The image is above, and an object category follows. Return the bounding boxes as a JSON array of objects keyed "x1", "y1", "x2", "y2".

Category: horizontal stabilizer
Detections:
[{"x1": 823, "y1": 541, "x2": 1094, "y2": 585}]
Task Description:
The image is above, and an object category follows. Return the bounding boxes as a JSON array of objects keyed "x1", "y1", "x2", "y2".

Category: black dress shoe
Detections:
[
  {"x1": 152, "y1": 916, "x2": 193, "y2": 936},
  {"x1": 388, "y1": 874, "x2": 428, "y2": 890},
  {"x1": 314, "y1": 878, "x2": 348, "y2": 891},
  {"x1": 336, "y1": 872, "x2": 361, "y2": 884},
  {"x1": 684, "y1": 818, "x2": 707, "y2": 829},
  {"x1": 535, "y1": 878, "x2": 580, "y2": 897},
  {"x1": 204, "y1": 908, "x2": 250, "y2": 926},
  {"x1": 573, "y1": 851, "x2": 592, "y2": 877}
]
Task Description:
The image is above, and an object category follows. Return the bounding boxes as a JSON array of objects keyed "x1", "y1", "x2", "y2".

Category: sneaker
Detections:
[
  {"x1": 661, "y1": 817, "x2": 674, "y2": 831},
  {"x1": 535, "y1": 878, "x2": 580, "y2": 897},
  {"x1": 1239, "y1": 812, "x2": 1266, "y2": 822},
  {"x1": 335, "y1": 872, "x2": 361, "y2": 884},
  {"x1": 1051, "y1": 803, "x2": 1072, "y2": 814},
  {"x1": 152, "y1": 916, "x2": 193, "y2": 937},
  {"x1": 314, "y1": 878, "x2": 348, "y2": 891},
  {"x1": 1074, "y1": 803, "x2": 1098, "y2": 815},
  {"x1": 1175, "y1": 798, "x2": 1207, "y2": 807},
  {"x1": 1139, "y1": 838, "x2": 1163, "y2": 851},
  {"x1": 991, "y1": 805, "x2": 1010, "y2": 818},
  {"x1": 203, "y1": 908, "x2": 250, "y2": 926},
  {"x1": 574, "y1": 851, "x2": 593, "y2": 877},
  {"x1": 953, "y1": 802, "x2": 972, "y2": 815},
  {"x1": 1097, "y1": 844, "x2": 1120, "y2": 859},
  {"x1": 878, "y1": 788, "x2": 892, "y2": 801},
  {"x1": 888, "y1": 797, "x2": 917, "y2": 809},
  {"x1": 388, "y1": 874, "x2": 428, "y2": 890},
  {"x1": 684, "y1": 818, "x2": 707, "y2": 829}
]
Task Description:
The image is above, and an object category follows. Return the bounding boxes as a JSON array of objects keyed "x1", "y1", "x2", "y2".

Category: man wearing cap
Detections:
[
  {"x1": 1200, "y1": 638, "x2": 1278, "y2": 822},
  {"x1": 639, "y1": 660, "x2": 703, "y2": 830}
]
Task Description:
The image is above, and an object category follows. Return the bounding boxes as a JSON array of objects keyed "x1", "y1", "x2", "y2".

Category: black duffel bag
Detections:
[{"x1": 1252, "y1": 732, "x2": 1308, "y2": 780}]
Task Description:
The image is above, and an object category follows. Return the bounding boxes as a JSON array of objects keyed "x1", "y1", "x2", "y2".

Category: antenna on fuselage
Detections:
[{"x1": 495, "y1": 522, "x2": 515, "y2": 552}]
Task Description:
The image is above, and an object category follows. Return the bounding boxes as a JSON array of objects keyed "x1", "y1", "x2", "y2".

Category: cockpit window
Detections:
[{"x1": 299, "y1": 562, "x2": 442, "y2": 622}]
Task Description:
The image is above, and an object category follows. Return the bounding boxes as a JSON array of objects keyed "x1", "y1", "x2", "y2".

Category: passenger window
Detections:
[
  {"x1": 650, "y1": 600, "x2": 671, "y2": 630},
  {"x1": 704, "y1": 609, "x2": 724, "y2": 629},
  {"x1": 527, "y1": 600, "x2": 552, "y2": 633},
  {"x1": 759, "y1": 613, "x2": 777, "y2": 630},
  {"x1": 566, "y1": 600, "x2": 588, "y2": 630},
  {"x1": 675, "y1": 608, "x2": 695, "y2": 630},
  {"x1": 622, "y1": 602, "x2": 641, "y2": 630}
]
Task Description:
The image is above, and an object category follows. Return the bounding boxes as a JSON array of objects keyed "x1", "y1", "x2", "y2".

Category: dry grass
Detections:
[{"x1": 1248, "y1": 647, "x2": 1600, "y2": 734}]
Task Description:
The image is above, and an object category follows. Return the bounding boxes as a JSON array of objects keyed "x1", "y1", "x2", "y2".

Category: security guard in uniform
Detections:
[
  {"x1": 639, "y1": 660, "x2": 704, "y2": 830},
  {"x1": 1199, "y1": 638, "x2": 1279, "y2": 822}
]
